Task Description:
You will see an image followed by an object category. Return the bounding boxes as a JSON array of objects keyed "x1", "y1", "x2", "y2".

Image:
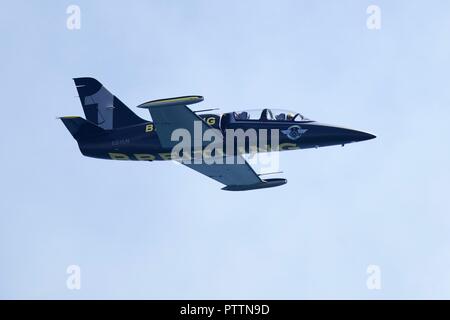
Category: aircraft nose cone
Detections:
[
  {"x1": 354, "y1": 131, "x2": 376, "y2": 141},
  {"x1": 306, "y1": 123, "x2": 376, "y2": 146},
  {"x1": 337, "y1": 128, "x2": 376, "y2": 143}
]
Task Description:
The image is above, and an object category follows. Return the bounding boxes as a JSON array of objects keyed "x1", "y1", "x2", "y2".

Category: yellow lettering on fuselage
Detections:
[
  {"x1": 158, "y1": 152, "x2": 172, "y2": 160},
  {"x1": 108, "y1": 144, "x2": 300, "y2": 161},
  {"x1": 145, "y1": 124, "x2": 154, "y2": 132},
  {"x1": 206, "y1": 117, "x2": 216, "y2": 125},
  {"x1": 134, "y1": 154, "x2": 156, "y2": 161},
  {"x1": 108, "y1": 153, "x2": 130, "y2": 160}
]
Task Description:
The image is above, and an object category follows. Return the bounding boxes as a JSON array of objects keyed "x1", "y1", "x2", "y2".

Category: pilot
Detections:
[
  {"x1": 261, "y1": 109, "x2": 274, "y2": 121},
  {"x1": 286, "y1": 113, "x2": 295, "y2": 121},
  {"x1": 235, "y1": 112, "x2": 249, "y2": 120}
]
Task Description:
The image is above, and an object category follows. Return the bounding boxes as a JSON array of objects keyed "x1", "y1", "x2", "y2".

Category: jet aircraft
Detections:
[{"x1": 60, "y1": 78, "x2": 375, "y2": 191}]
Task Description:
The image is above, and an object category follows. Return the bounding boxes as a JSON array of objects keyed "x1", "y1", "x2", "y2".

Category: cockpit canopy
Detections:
[{"x1": 233, "y1": 108, "x2": 309, "y2": 122}]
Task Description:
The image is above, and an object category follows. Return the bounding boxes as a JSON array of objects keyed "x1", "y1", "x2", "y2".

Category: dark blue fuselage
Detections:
[{"x1": 77, "y1": 112, "x2": 375, "y2": 161}]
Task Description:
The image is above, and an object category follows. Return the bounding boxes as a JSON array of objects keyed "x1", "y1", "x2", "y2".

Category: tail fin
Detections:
[
  {"x1": 73, "y1": 77, "x2": 146, "y2": 129},
  {"x1": 59, "y1": 116, "x2": 104, "y2": 141}
]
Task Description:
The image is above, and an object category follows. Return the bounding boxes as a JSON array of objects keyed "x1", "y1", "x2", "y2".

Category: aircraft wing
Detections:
[
  {"x1": 138, "y1": 99, "x2": 287, "y2": 190},
  {"x1": 137, "y1": 96, "x2": 210, "y2": 149},
  {"x1": 183, "y1": 155, "x2": 287, "y2": 191}
]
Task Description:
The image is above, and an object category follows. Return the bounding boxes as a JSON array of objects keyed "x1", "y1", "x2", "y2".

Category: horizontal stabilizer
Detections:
[{"x1": 59, "y1": 116, "x2": 104, "y2": 141}]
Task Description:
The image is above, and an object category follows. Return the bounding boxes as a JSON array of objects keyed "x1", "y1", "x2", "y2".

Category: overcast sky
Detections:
[{"x1": 1, "y1": 0, "x2": 450, "y2": 299}]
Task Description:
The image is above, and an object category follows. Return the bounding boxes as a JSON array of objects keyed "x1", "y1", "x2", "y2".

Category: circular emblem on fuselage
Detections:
[{"x1": 281, "y1": 125, "x2": 308, "y2": 140}]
